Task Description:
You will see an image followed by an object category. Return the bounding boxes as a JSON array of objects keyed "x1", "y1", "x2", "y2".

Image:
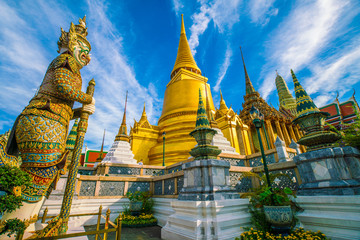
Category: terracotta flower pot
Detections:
[{"x1": 263, "y1": 205, "x2": 293, "y2": 227}]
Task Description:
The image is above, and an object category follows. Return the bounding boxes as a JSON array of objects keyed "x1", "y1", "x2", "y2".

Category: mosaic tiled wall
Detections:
[
  {"x1": 221, "y1": 157, "x2": 246, "y2": 167},
  {"x1": 79, "y1": 181, "x2": 96, "y2": 196},
  {"x1": 177, "y1": 176, "x2": 184, "y2": 192},
  {"x1": 230, "y1": 172, "x2": 253, "y2": 192},
  {"x1": 108, "y1": 167, "x2": 141, "y2": 175},
  {"x1": 78, "y1": 169, "x2": 94, "y2": 175},
  {"x1": 248, "y1": 153, "x2": 276, "y2": 167},
  {"x1": 154, "y1": 181, "x2": 162, "y2": 195},
  {"x1": 168, "y1": 165, "x2": 182, "y2": 173},
  {"x1": 99, "y1": 181, "x2": 125, "y2": 196},
  {"x1": 269, "y1": 168, "x2": 299, "y2": 190},
  {"x1": 127, "y1": 181, "x2": 150, "y2": 193},
  {"x1": 164, "y1": 178, "x2": 175, "y2": 195},
  {"x1": 143, "y1": 168, "x2": 164, "y2": 176}
]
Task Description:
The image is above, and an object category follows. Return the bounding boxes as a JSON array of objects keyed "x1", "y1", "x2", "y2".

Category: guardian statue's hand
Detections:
[{"x1": 82, "y1": 97, "x2": 95, "y2": 114}]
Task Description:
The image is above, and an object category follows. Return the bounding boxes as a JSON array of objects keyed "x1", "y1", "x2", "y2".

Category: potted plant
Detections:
[
  {"x1": 125, "y1": 191, "x2": 153, "y2": 215},
  {"x1": 240, "y1": 172, "x2": 301, "y2": 234}
]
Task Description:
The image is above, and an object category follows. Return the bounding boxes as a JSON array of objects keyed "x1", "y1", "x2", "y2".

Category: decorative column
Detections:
[
  {"x1": 265, "y1": 120, "x2": 275, "y2": 149},
  {"x1": 281, "y1": 122, "x2": 291, "y2": 146},
  {"x1": 288, "y1": 125, "x2": 297, "y2": 143},
  {"x1": 247, "y1": 127, "x2": 256, "y2": 154},
  {"x1": 275, "y1": 120, "x2": 285, "y2": 141}
]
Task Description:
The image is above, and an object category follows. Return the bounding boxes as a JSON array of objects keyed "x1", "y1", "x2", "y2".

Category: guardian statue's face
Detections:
[{"x1": 72, "y1": 39, "x2": 91, "y2": 68}]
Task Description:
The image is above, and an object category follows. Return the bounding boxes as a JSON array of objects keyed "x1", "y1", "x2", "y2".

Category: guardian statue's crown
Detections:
[{"x1": 57, "y1": 16, "x2": 91, "y2": 53}]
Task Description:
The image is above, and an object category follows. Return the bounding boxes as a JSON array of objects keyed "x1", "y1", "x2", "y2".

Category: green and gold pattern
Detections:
[
  {"x1": 291, "y1": 69, "x2": 319, "y2": 118},
  {"x1": 291, "y1": 70, "x2": 340, "y2": 150},
  {"x1": 189, "y1": 89, "x2": 221, "y2": 160},
  {"x1": 195, "y1": 89, "x2": 210, "y2": 130},
  {"x1": 66, "y1": 119, "x2": 79, "y2": 150}
]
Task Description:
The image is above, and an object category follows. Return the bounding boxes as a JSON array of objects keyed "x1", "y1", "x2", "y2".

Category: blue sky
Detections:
[{"x1": 1, "y1": 0, "x2": 360, "y2": 151}]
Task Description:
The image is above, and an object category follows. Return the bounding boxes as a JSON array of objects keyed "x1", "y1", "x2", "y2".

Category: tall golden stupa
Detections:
[
  {"x1": 131, "y1": 15, "x2": 216, "y2": 165},
  {"x1": 129, "y1": 15, "x2": 303, "y2": 166}
]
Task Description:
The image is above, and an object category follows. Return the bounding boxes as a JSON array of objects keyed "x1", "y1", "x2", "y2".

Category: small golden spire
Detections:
[
  {"x1": 219, "y1": 89, "x2": 228, "y2": 112},
  {"x1": 171, "y1": 14, "x2": 201, "y2": 77},
  {"x1": 115, "y1": 91, "x2": 130, "y2": 142},
  {"x1": 139, "y1": 102, "x2": 147, "y2": 123},
  {"x1": 181, "y1": 14, "x2": 186, "y2": 35}
]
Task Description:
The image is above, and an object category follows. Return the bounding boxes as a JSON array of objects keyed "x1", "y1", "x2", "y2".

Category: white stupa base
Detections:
[
  {"x1": 161, "y1": 199, "x2": 250, "y2": 240},
  {"x1": 101, "y1": 140, "x2": 137, "y2": 164},
  {"x1": 212, "y1": 128, "x2": 240, "y2": 155}
]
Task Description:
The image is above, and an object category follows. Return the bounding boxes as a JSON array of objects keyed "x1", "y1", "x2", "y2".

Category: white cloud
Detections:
[
  {"x1": 172, "y1": 0, "x2": 184, "y2": 15},
  {"x1": 188, "y1": 0, "x2": 242, "y2": 55},
  {"x1": 83, "y1": 0, "x2": 162, "y2": 149},
  {"x1": 248, "y1": 0, "x2": 278, "y2": 25},
  {"x1": 259, "y1": 0, "x2": 352, "y2": 100},
  {"x1": 305, "y1": 39, "x2": 360, "y2": 106},
  {"x1": 213, "y1": 43, "x2": 232, "y2": 92}
]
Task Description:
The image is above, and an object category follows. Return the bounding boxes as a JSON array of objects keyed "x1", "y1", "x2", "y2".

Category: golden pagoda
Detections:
[{"x1": 130, "y1": 15, "x2": 217, "y2": 165}]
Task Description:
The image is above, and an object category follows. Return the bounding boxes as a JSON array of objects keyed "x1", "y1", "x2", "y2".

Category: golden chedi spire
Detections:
[
  {"x1": 115, "y1": 91, "x2": 130, "y2": 142},
  {"x1": 171, "y1": 14, "x2": 201, "y2": 78},
  {"x1": 148, "y1": 15, "x2": 216, "y2": 165},
  {"x1": 219, "y1": 90, "x2": 229, "y2": 113},
  {"x1": 139, "y1": 103, "x2": 147, "y2": 124}
]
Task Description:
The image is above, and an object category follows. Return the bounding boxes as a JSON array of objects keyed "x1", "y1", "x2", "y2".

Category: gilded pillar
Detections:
[
  {"x1": 265, "y1": 120, "x2": 275, "y2": 149},
  {"x1": 288, "y1": 125, "x2": 297, "y2": 142},
  {"x1": 259, "y1": 127, "x2": 268, "y2": 151},
  {"x1": 275, "y1": 120, "x2": 284, "y2": 141},
  {"x1": 247, "y1": 127, "x2": 256, "y2": 154},
  {"x1": 281, "y1": 122, "x2": 291, "y2": 146}
]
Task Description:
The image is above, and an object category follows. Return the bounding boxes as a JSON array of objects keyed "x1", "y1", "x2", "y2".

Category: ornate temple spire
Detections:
[
  {"x1": 240, "y1": 47, "x2": 256, "y2": 95},
  {"x1": 291, "y1": 69, "x2": 319, "y2": 118},
  {"x1": 96, "y1": 129, "x2": 106, "y2": 163},
  {"x1": 195, "y1": 89, "x2": 210, "y2": 130},
  {"x1": 275, "y1": 72, "x2": 297, "y2": 116},
  {"x1": 139, "y1": 102, "x2": 147, "y2": 123},
  {"x1": 171, "y1": 14, "x2": 201, "y2": 77},
  {"x1": 115, "y1": 91, "x2": 130, "y2": 142},
  {"x1": 66, "y1": 119, "x2": 79, "y2": 150},
  {"x1": 219, "y1": 89, "x2": 229, "y2": 112}
]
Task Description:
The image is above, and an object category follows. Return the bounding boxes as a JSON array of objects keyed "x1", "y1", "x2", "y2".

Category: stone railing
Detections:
[
  {"x1": 77, "y1": 175, "x2": 152, "y2": 198},
  {"x1": 77, "y1": 149, "x2": 301, "y2": 198},
  {"x1": 76, "y1": 170, "x2": 184, "y2": 198}
]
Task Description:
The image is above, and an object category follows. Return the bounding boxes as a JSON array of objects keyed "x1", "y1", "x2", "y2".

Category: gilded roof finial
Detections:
[
  {"x1": 171, "y1": 15, "x2": 201, "y2": 77},
  {"x1": 115, "y1": 91, "x2": 130, "y2": 142},
  {"x1": 96, "y1": 129, "x2": 106, "y2": 162},
  {"x1": 240, "y1": 46, "x2": 256, "y2": 95},
  {"x1": 219, "y1": 89, "x2": 228, "y2": 112},
  {"x1": 181, "y1": 14, "x2": 186, "y2": 35},
  {"x1": 139, "y1": 102, "x2": 148, "y2": 124}
]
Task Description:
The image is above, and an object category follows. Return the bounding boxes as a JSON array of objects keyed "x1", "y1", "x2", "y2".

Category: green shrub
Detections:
[{"x1": 0, "y1": 218, "x2": 27, "y2": 237}]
